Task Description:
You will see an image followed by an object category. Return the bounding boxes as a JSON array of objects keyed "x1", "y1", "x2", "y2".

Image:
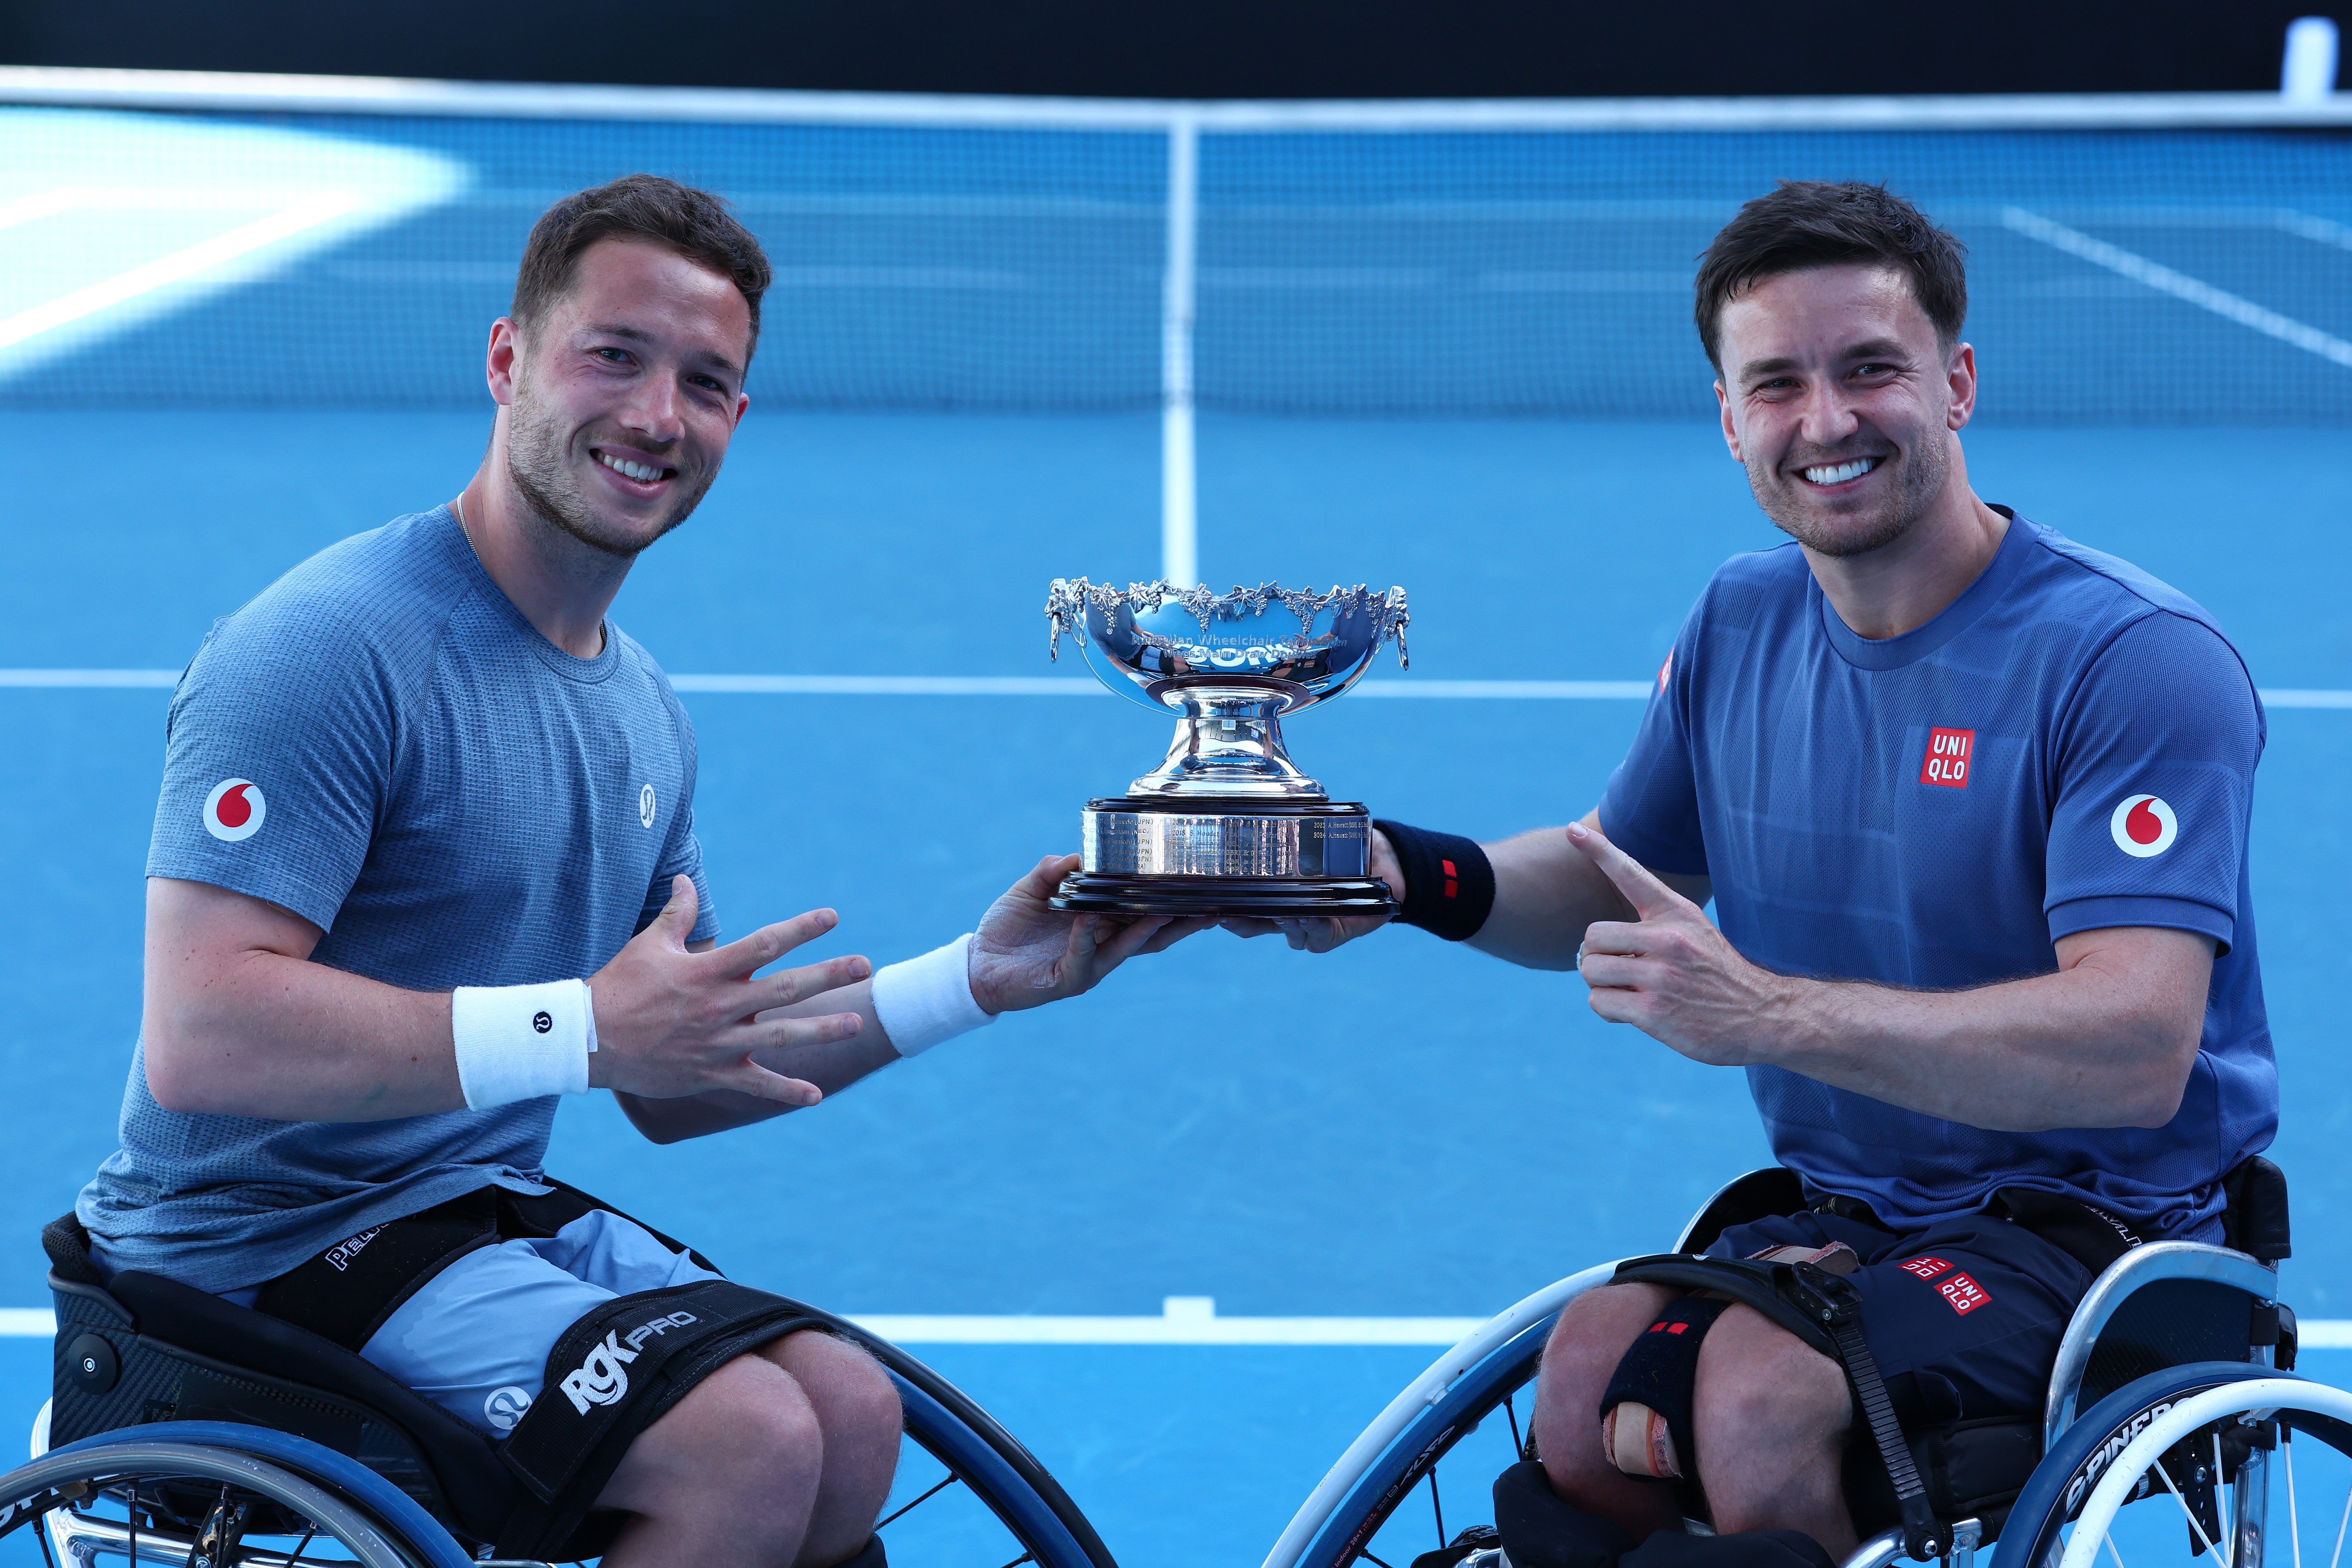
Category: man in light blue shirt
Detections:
[{"x1": 81, "y1": 175, "x2": 1195, "y2": 1568}]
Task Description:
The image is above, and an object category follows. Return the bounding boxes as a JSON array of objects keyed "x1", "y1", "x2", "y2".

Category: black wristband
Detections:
[{"x1": 1375, "y1": 819, "x2": 1496, "y2": 941}]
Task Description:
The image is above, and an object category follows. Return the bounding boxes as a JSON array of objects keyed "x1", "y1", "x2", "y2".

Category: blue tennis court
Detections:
[{"x1": 5, "y1": 87, "x2": 2352, "y2": 1568}]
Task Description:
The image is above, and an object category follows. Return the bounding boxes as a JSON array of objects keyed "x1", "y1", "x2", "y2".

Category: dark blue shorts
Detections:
[{"x1": 1707, "y1": 1210, "x2": 2094, "y2": 1424}]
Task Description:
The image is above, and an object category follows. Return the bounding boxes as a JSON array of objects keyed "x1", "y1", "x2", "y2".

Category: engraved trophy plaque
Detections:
[{"x1": 1043, "y1": 578, "x2": 1409, "y2": 918}]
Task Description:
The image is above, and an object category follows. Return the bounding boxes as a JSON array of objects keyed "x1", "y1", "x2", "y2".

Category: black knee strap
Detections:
[
  {"x1": 1598, "y1": 1295, "x2": 1730, "y2": 1480},
  {"x1": 492, "y1": 1279, "x2": 828, "y2": 1559}
]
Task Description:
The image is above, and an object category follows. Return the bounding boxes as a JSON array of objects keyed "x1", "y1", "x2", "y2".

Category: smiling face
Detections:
[
  {"x1": 1713, "y1": 263, "x2": 1976, "y2": 559},
  {"x1": 495, "y1": 237, "x2": 752, "y2": 558}
]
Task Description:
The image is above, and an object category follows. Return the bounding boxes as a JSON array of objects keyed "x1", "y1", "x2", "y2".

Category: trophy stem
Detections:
[{"x1": 1129, "y1": 710, "x2": 1324, "y2": 798}]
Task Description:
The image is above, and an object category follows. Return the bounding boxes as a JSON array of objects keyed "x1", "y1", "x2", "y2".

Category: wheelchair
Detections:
[
  {"x1": 1264, "y1": 1161, "x2": 2345, "y2": 1568},
  {"x1": 0, "y1": 1214, "x2": 1121, "y2": 1567}
]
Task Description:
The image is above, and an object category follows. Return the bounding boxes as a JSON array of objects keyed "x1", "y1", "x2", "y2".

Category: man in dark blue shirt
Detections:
[{"x1": 1237, "y1": 181, "x2": 2272, "y2": 1557}]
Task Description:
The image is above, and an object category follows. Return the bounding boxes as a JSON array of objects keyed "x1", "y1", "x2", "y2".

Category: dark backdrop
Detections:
[{"x1": 0, "y1": 0, "x2": 2344, "y2": 98}]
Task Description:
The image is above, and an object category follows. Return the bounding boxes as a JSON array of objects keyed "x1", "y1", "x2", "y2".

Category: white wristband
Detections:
[
  {"x1": 871, "y1": 934, "x2": 996, "y2": 1058},
  {"x1": 451, "y1": 978, "x2": 596, "y2": 1109}
]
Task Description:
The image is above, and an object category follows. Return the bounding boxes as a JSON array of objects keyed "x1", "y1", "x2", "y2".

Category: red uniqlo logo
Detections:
[
  {"x1": 1899, "y1": 1256, "x2": 1953, "y2": 1280},
  {"x1": 1921, "y1": 728, "x2": 1975, "y2": 788},
  {"x1": 1938, "y1": 1273, "x2": 1991, "y2": 1315}
]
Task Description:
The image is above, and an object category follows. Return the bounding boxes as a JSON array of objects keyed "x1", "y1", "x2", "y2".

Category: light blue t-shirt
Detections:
[
  {"x1": 79, "y1": 506, "x2": 719, "y2": 1294},
  {"x1": 1599, "y1": 511, "x2": 2274, "y2": 1239}
]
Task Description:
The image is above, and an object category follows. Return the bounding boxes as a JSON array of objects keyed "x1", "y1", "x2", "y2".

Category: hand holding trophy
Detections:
[{"x1": 1043, "y1": 578, "x2": 1409, "y2": 918}]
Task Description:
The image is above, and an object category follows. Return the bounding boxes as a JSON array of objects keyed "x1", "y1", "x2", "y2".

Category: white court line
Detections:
[
  {"x1": 0, "y1": 1298, "x2": 1483, "y2": 1344},
  {"x1": 7, "y1": 671, "x2": 2351, "y2": 707},
  {"x1": 0, "y1": 1300, "x2": 2345, "y2": 1346},
  {"x1": 0, "y1": 191, "x2": 356, "y2": 353},
  {"x1": 2002, "y1": 206, "x2": 2352, "y2": 370}
]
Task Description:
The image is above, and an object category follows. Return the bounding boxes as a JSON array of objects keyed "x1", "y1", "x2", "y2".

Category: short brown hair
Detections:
[
  {"x1": 511, "y1": 174, "x2": 773, "y2": 363},
  {"x1": 1694, "y1": 181, "x2": 1968, "y2": 371}
]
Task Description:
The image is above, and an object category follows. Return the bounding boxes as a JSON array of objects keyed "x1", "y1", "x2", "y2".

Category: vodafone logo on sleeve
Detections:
[
  {"x1": 202, "y1": 778, "x2": 267, "y2": 843},
  {"x1": 2110, "y1": 794, "x2": 2178, "y2": 858}
]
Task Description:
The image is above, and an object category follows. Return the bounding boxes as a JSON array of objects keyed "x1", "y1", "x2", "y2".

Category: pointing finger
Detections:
[{"x1": 1564, "y1": 820, "x2": 1687, "y2": 921}]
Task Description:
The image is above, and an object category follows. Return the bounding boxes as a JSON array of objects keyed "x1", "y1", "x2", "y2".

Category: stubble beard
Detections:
[
  {"x1": 1746, "y1": 433, "x2": 1949, "y2": 561},
  {"x1": 503, "y1": 378, "x2": 720, "y2": 560}
]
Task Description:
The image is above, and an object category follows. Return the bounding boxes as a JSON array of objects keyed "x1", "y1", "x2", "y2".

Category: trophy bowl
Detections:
[{"x1": 1044, "y1": 578, "x2": 1409, "y2": 918}]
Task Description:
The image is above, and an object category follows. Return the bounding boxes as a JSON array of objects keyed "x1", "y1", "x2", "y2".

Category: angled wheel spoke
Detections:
[
  {"x1": 2104, "y1": 1533, "x2": 2129, "y2": 1568},
  {"x1": 875, "y1": 1471, "x2": 962, "y2": 1532},
  {"x1": 1359, "y1": 1551, "x2": 1398, "y2": 1568},
  {"x1": 993, "y1": 1552, "x2": 1036, "y2": 1568},
  {"x1": 1430, "y1": 1466, "x2": 1445, "y2": 1548},
  {"x1": 2216, "y1": 1433, "x2": 2234, "y2": 1568},
  {"x1": 2287, "y1": 1434, "x2": 2302, "y2": 1568},
  {"x1": 2332, "y1": 1464, "x2": 2352, "y2": 1568}
]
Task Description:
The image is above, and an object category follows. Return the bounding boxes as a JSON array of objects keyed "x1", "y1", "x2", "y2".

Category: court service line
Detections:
[
  {"x1": 0, "y1": 191, "x2": 356, "y2": 353},
  {"x1": 2001, "y1": 206, "x2": 2352, "y2": 370},
  {"x1": 8, "y1": 672, "x2": 2352, "y2": 707}
]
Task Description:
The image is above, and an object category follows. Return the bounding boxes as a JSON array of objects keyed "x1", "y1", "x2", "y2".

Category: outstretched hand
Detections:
[
  {"x1": 969, "y1": 854, "x2": 1213, "y2": 1013},
  {"x1": 587, "y1": 876, "x2": 871, "y2": 1107},
  {"x1": 1567, "y1": 821, "x2": 1787, "y2": 1064}
]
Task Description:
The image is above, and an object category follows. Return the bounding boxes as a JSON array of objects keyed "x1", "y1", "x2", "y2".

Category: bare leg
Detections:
[
  {"x1": 758, "y1": 1330, "x2": 904, "y2": 1568},
  {"x1": 1530, "y1": 1283, "x2": 1682, "y2": 1540},
  {"x1": 1691, "y1": 1305, "x2": 1855, "y2": 1556},
  {"x1": 596, "y1": 1354, "x2": 824, "y2": 1568}
]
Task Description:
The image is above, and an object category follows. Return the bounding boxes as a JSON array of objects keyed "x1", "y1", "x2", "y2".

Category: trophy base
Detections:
[
  {"x1": 1051, "y1": 872, "x2": 1396, "y2": 920},
  {"x1": 1051, "y1": 797, "x2": 1397, "y2": 920}
]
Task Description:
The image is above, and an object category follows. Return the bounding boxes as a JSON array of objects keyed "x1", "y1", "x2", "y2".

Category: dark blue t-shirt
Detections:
[{"x1": 1600, "y1": 511, "x2": 2273, "y2": 1240}]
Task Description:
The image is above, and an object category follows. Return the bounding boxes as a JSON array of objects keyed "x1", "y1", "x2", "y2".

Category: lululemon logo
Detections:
[
  {"x1": 2110, "y1": 794, "x2": 2179, "y2": 858},
  {"x1": 532, "y1": 1010, "x2": 553, "y2": 1034},
  {"x1": 639, "y1": 783, "x2": 657, "y2": 829},
  {"x1": 202, "y1": 778, "x2": 266, "y2": 842},
  {"x1": 483, "y1": 1385, "x2": 533, "y2": 1432}
]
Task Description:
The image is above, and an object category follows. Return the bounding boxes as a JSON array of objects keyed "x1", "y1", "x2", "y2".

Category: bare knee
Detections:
[
  {"x1": 1533, "y1": 1284, "x2": 1681, "y2": 1516},
  {"x1": 1693, "y1": 1307, "x2": 1848, "y2": 1454},
  {"x1": 769, "y1": 1330, "x2": 903, "y2": 1455},
  {"x1": 603, "y1": 1356, "x2": 823, "y2": 1518}
]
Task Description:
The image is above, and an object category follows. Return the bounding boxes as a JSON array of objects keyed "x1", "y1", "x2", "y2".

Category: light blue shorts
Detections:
[{"x1": 353, "y1": 1208, "x2": 724, "y2": 1437}]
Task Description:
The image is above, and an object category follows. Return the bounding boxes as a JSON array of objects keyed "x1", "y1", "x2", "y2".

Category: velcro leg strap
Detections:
[
  {"x1": 1598, "y1": 1295, "x2": 1730, "y2": 1480},
  {"x1": 492, "y1": 1280, "x2": 827, "y2": 1559},
  {"x1": 1493, "y1": 1459, "x2": 1636, "y2": 1568}
]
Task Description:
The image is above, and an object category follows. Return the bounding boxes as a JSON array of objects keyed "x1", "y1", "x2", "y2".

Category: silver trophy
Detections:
[{"x1": 1044, "y1": 577, "x2": 1410, "y2": 917}]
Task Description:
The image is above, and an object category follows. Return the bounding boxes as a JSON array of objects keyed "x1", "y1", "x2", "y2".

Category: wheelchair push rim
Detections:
[
  {"x1": 1997, "y1": 1364, "x2": 2352, "y2": 1568},
  {"x1": 0, "y1": 1437, "x2": 455, "y2": 1567}
]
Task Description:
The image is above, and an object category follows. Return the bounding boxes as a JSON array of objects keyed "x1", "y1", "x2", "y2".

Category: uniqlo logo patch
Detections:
[
  {"x1": 1899, "y1": 1256, "x2": 1953, "y2": 1280},
  {"x1": 1920, "y1": 727, "x2": 1975, "y2": 788},
  {"x1": 1937, "y1": 1273, "x2": 1991, "y2": 1315}
]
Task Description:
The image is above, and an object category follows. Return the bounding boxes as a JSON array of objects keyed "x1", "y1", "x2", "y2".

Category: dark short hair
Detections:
[
  {"x1": 511, "y1": 174, "x2": 772, "y2": 364},
  {"x1": 1694, "y1": 181, "x2": 1968, "y2": 371}
]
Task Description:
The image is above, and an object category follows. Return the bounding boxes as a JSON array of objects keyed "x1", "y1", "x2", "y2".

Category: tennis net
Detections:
[{"x1": 3, "y1": 69, "x2": 2352, "y2": 425}]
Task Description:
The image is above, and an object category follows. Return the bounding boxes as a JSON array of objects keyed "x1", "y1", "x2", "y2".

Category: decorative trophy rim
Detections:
[{"x1": 1043, "y1": 576, "x2": 1410, "y2": 680}]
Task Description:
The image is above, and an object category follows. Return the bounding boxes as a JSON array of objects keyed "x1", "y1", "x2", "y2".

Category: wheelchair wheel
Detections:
[
  {"x1": 9, "y1": 1418, "x2": 473, "y2": 1567},
  {"x1": 1268, "y1": 1267, "x2": 1613, "y2": 1568},
  {"x1": 854, "y1": 1326, "x2": 1122, "y2": 1568},
  {"x1": 1998, "y1": 1363, "x2": 2352, "y2": 1568}
]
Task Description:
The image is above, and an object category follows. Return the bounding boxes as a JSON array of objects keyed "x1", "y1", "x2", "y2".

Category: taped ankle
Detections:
[{"x1": 1597, "y1": 1294, "x2": 1731, "y2": 1480}]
